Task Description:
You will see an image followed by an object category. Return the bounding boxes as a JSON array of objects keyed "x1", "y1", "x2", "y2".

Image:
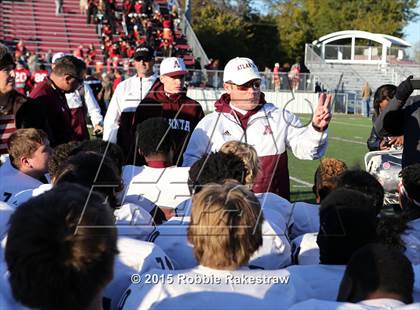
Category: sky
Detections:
[{"x1": 403, "y1": 3, "x2": 420, "y2": 47}]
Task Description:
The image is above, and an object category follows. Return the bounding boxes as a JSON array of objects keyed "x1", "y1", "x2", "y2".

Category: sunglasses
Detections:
[
  {"x1": 68, "y1": 74, "x2": 84, "y2": 84},
  {"x1": 232, "y1": 80, "x2": 261, "y2": 91},
  {"x1": 134, "y1": 57, "x2": 153, "y2": 62}
]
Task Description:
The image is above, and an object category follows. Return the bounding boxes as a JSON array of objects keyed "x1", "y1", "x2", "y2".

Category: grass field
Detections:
[{"x1": 289, "y1": 114, "x2": 372, "y2": 203}]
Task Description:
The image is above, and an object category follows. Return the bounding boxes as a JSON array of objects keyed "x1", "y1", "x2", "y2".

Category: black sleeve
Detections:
[
  {"x1": 16, "y1": 99, "x2": 52, "y2": 138},
  {"x1": 374, "y1": 97, "x2": 405, "y2": 137},
  {"x1": 367, "y1": 127, "x2": 381, "y2": 151}
]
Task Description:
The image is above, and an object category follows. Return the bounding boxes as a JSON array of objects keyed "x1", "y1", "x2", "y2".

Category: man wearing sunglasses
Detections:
[
  {"x1": 131, "y1": 57, "x2": 204, "y2": 166},
  {"x1": 103, "y1": 45, "x2": 157, "y2": 157},
  {"x1": 183, "y1": 57, "x2": 331, "y2": 200},
  {"x1": 30, "y1": 55, "x2": 86, "y2": 147}
]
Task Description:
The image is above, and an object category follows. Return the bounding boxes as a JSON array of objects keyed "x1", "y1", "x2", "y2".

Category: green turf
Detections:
[{"x1": 289, "y1": 114, "x2": 372, "y2": 202}]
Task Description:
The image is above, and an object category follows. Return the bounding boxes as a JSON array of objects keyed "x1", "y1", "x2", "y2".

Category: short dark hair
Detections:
[
  {"x1": 53, "y1": 55, "x2": 86, "y2": 77},
  {"x1": 70, "y1": 139, "x2": 124, "y2": 173},
  {"x1": 188, "y1": 152, "x2": 246, "y2": 194},
  {"x1": 335, "y1": 170, "x2": 384, "y2": 215},
  {"x1": 54, "y1": 152, "x2": 122, "y2": 209},
  {"x1": 337, "y1": 243, "x2": 414, "y2": 304},
  {"x1": 136, "y1": 117, "x2": 174, "y2": 157},
  {"x1": 48, "y1": 141, "x2": 82, "y2": 179},
  {"x1": 373, "y1": 84, "x2": 396, "y2": 117},
  {"x1": 5, "y1": 183, "x2": 118, "y2": 310},
  {"x1": 317, "y1": 188, "x2": 377, "y2": 265}
]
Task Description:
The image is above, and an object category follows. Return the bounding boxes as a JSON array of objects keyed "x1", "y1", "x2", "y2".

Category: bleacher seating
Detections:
[{"x1": 0, "y1": 0, "x2": 103, "y2": 60}]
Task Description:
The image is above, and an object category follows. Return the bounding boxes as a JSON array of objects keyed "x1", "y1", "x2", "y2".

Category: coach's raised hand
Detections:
[{"x1": 312, "y1": 93, "x2": 332, "y2": 132}]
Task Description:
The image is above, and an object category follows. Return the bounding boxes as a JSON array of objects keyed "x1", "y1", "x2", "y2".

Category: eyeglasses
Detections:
[{"x1": 230, "y1": 80, "x2": 261, "y2": 91}]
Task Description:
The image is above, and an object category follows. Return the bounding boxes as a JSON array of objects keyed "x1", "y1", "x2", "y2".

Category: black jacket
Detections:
[{"x1": 375, "y1": 95, "x2": 420, "y2": 167}]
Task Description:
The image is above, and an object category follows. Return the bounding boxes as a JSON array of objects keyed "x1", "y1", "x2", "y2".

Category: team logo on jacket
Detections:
[
  {"x1": 263, "y1": 125, "x2": 273, "y2": 135},
  {"x1": 223, "y1": 130, "x2": 231, "y2": 136}
]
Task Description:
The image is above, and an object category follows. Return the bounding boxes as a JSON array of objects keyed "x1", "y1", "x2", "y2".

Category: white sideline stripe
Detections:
[
  {"x1": 290, "y1": 176, "x2": 312, "y2": 187},
  {"x1": 331, "y1": 120, "x2": 371, "y2": 128},
  {"x1": 330, "y1": 137, "x2": 365, "y2": 145}
]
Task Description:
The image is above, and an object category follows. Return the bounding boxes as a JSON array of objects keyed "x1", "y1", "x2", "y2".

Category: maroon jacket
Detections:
[
  {"x1": 214, "y1": 93, "x2": 290, "y2": 200},
  {"x1": 130, "y1": 79, "x2": 204, "y2": 165},
  {"x1": 30, "y1": 78, "x2": 76, "y2": 147}
]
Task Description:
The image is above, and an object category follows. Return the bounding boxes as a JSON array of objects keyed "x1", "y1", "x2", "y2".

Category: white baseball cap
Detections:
[
  {"x1": 223, "y1": 57, "x2": 261, "y2": 85},
  {"x1": 160, "y1": 57, "x2": 188, "y2": 77}
]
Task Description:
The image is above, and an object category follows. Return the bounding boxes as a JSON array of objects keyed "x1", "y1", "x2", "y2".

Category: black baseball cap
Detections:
[{"x1": 133, "y1": 46, "x2": 154, "y2": 61}]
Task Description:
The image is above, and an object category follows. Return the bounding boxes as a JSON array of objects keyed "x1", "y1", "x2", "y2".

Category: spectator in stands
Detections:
[
  {"x1": 31, "y1": 63, "x2": 49, "y2": 86},
  {"x1": 183, "y1": 57, "x2": 331, "y2": 200},
  {"x1": 367, "y1": 84, "x2": 403, "y2": 151},
  {"x1": 87, "y1": 0, "x2": 98, "y2": 24},
  {"x1": 132, "y1": 57, "x2": 204, "y2": 166},
  {"x1": 361, "y1": 82, "x2": 372, "y2": 117},
  {"x1": 26, "y1": 53, "x2": 39, "y2": 75},
  {"x1": 98, "y1": 72, "x2": 113, "y2": 108},
  {"x1": 0, "y1": 129, "x2": 51, "y2": 202},
  {"x1": 5, "y1": 183, "x2": 118, "y2": 310},
  {"x1": 14, "y1": 40, "x2": 27, "y2": 61},
  {"x1": 375, "y1": 76, "x2": 420, "y2": 168},
  {"x1": 337, "y1": 243, "x2": 414, "y2": 306},
  {"x1": 0, "y1": 44, "x2": 48, "y2": 155},
  {"x1": 317, "y1": 188, "x2": 377, "y2": 265},
  {"x1": 80, "y1": 0, "x2": 88, "y2": 15},
  {"x1": 30, "y1": 55, "x2": 86, "y2": 147},
  {"x1": 103, "y1": 46, "x2": 157, "y2": 157},
  {"x1": 55, "y1": 0, "x2": 63, "y2": 16},
  {"x1": 14, "y1": 60, "x2": 32, "y2": 95}
]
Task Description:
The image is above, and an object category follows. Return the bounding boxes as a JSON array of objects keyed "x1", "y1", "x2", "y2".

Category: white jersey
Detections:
[
  {"x1": 291, "y1": 233, "x2": 320, "y2": 265},
  {"x1": 290, "y1": 299, "x2": 420, "y2": 310},
  {"x1": 0, "y1": 156, "x2": 43, "y2": 203},
  {"x1": 65, "y1": 83, "x2": 103, "y2": 126},
  {"x1": 10, "y1": 184, "x2": 53, "y2": 208},
  {"x1": 103, "y1": 74, "x2": 157, "y2": 142},
  {"x1": 11, "y1": 186, "x2": 155, "y2": 241},
  {"x1": 121, "y1": 165, "x2": 190, "y2": 209},
  {"x1": 0, "y1": 202, "x2": 13, "y2": 240},
  {"x1": 119, "y1": 265, "x2": 310, "y2": 310},
  {"x1": 154, "y1": 193, "x2": 292, "y2": 270},
  {"x1": 0, "y1": 202, "x2": 13, "y2": 259},
  {"x1": 290, "y1": 201, "x2": 319, "y2": 239},
  {"x1": 114, "y1": 203, "x2": 155, "y2": 240},
  {"x1": 401, "y1": 218, "x2": 420, "y2": 265},
  {"x1": 103, "y1": 237, "x2": 174, "y2": 310},
  {"x1": 286, "y1": 264, "x2": 345, "y2": 301}
]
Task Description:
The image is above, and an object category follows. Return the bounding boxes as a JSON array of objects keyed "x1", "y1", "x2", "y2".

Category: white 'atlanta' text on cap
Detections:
[{"x1": 223, "y1": 57, "x2": 261, "y2": 85}]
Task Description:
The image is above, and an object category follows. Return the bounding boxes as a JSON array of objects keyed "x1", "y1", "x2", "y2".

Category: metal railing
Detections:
[{"x1": 178, "y1": 8, "x2": 209, "y2": 70}]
